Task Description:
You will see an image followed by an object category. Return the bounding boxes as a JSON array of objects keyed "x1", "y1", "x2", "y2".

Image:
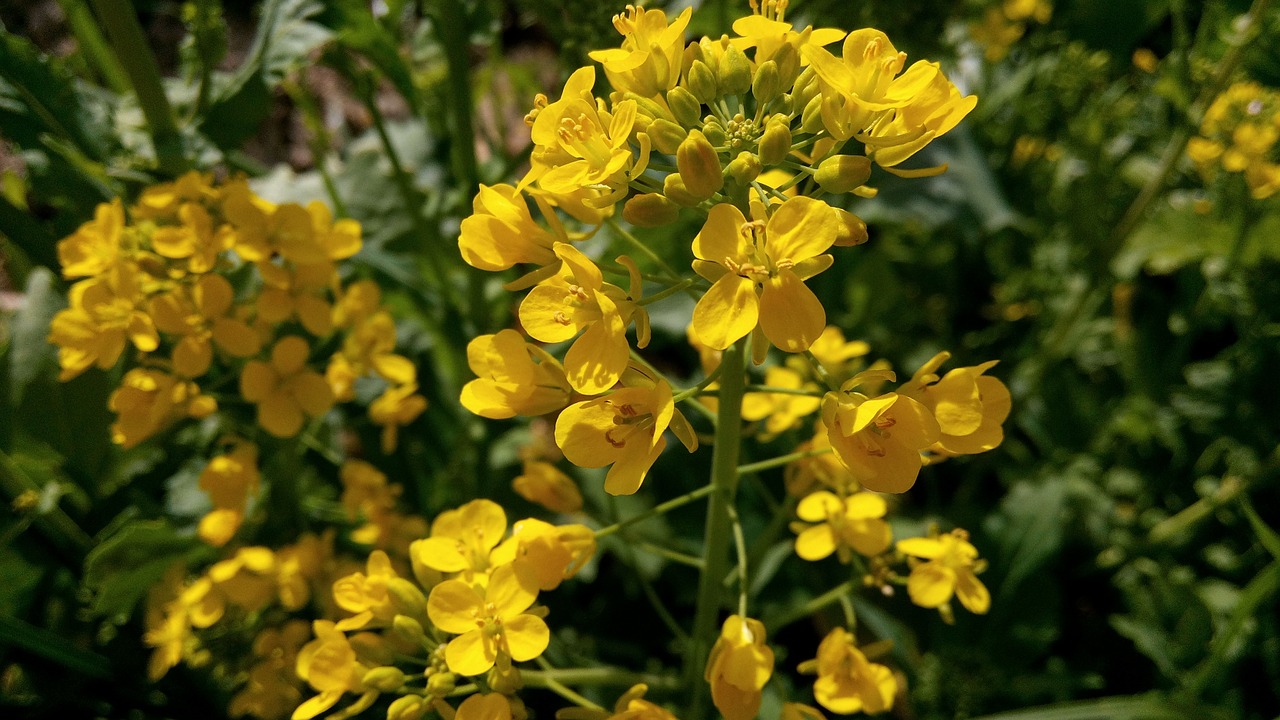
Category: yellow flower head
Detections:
[
  {"x1": 49, "y1": 266, "x2": 159, "y2": 380},
  {"x1": 555, "y1": 369, "x2": 697, "y2": 495},
  {"x1": 821, "y1": 372, "x2": 941, "y2": 493},
  {"x1": 899, "y1": 352, "x2": 1011, "y2": 456},
  {"x1": 149, "y1": 274, "x2": 261, "y2": 378},
  {"x1": 370, "y1": 383, "x2": 428, "y2": 453},
  {"x1": 805, "y1": 627, "x2": 896, "y2": 715},
  {"x1": 109, "y1": 368, "x2": 215, "y2": 448},
  {"x1": 731, "y1": 0, "x2": 844, "y2": 67},
  {"x1": 294, "y1": 620, "x2": 377, "y2": 720},
  {"x1": 197, "y1": 442, "x2": 260, "y2": 546},
  {"x1": 520, "y1": 243, "x2": 642, "y2": 394},
  {"x1": 228, "y1": 620, "x2": 311, "y2": 720},
  {"x1": 784, "y1": 425, "x2": 857, "y2": 496},
  {"x1": 601, "y1": 684, "x2": 679, "y2": 720},
  {"x1": 57, "y1": 199, "x2": 126, "y2": 280},
  {"x1": 705, "y1": 615, "x2": 775, "y2": 720},
  {"x1": 588, "y1": 6, "x2": 693, "y2": 99},
  {"x1": 492, "y1": 517, "x2": 596, "y2": 591},
  {"x1": 808, "y1": 326, "x2": 870, "y2": 379},
  {"x1": 426, "y1": 564, "x2": 550, "y2": 677},
  {"x1": 256, "y1": 260, "x2": 336, "y2": 336},
  {"x1": 455, "y1": 693, "x2": 513, "y2": 720},
  {"x1": 412, "y1": 498, "x2": 508, "y2": 577},
  {"x1": 240, "y1": 336, "x2": 335, "y2": 438},
  {"x1": 513, "y1": 460, "x2": 584, "y2": 514},
  {"x1": 691, "y1": 197, "x2": 837, "y2": 356},
  {"x1": 460, "y1": 330, "x2": 572, "y2": 419},
  {"x1": 897, "y1": 528, "x2": 990, "y2": 616},
  {"x1": 525, "y1": 67, "x2": 639, "y2": 196},
  {"x1": 459, "y1": 184, "x2": 564, "y2": 272},
  {"x1": 332, "y1": 550, "x2": 399, "y2": 631},
  {"x1": 792, "y1": 490, "x2": 892, "y2": 562}
]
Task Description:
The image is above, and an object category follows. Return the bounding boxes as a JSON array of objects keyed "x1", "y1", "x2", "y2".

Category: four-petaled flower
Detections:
[
  {"x1": 426, "y1": 565, "x2": 551, "y2": 677},
  {"x1": 897, "y1": 528, "x2": 990, "y2": 616},
  {"x1": 792, "y1": 490, "x2": 892, "y2": 563}
]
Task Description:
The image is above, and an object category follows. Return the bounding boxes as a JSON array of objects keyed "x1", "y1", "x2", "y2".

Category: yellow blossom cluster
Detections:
[
  {"x1": 292, "y1": 497, "x2": 596, "y2": 720},
  {"x1": 970, "y1": 0, "x2": 1053, "y2": 62},
  {"x1": 1187, "y1": 81, "x2": 1280, "y2": 199},
  {"x1": 48, "y1": 173, "x2": 426, "y2": 450}
]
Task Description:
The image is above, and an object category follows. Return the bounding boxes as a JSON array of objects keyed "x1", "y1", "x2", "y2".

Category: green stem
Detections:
[
  {"x1": 286, "y1": 80, "x2": 349, "y2": 218},
  {"x1": 522, "y1": 667, "x2": 681, "y2": 689},
  {"x1": 594, "y1": 483, "x2": 715, "y2": 539},
  {"x1": 683, "y1": 339, "x2": 747, "y2": 710},
  {"x1": 673, "y1": 364, "x2": 724, "y2": 403},
  {"x1": 636, "y1": 541, "x2": 704, "y2": 569},
  {"x1": 737, "y1": 447, "x2": 832, "y2": 476},
  {"x1": 607, "y1": 219, "x2": 700, "y2": 299},
  {"x1": 638, "y1": 278, "x2": 696, "y2": 306},
  {"x1": 741, "y1": 384, "x2": 825, "y2": 398},
  {"x1": 728, "y1": 504, "x2": 749, "y2": 616},
  {"x1": 87, "y1": 0, "x2": 185, "y2": 173},
  {"x1": 534, "y1": 658, "x2": 605, "y2": 710},
  {"x1": 765, "y1": 579, "x2": 855, "y2": 631}
]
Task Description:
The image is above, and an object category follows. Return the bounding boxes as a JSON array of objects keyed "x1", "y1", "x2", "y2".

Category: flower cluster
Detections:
[
  {"x1": 291, "y1": 498, "x2": 596, "y2": 719},
  {"x1": 49, "y1": 173, "x2": 427, "y2": 450},
  {"x1": 1187, "y1": 81, "x2": 1280, "y2": 199}
]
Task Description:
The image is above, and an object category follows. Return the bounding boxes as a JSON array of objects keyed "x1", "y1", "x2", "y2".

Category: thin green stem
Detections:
[
  {"x1": 56, "y1": 0, "x2": 130, "y2": 93},
  {"x1": 683, "y1": 339, "x2": 747, "y2": 711},
  {"x1": 766, "y1": 579, "x2": 855, "y2": 631},
  {"x1": 638, "y1": 278, "x2": 696, "y2": 306},
  {"x1": 285, "y1": 80, "x2": 349, "y2": 218},
  {"x1": 741, "y1": 384, "x2": 825, "y2": 398},
  {"x1": 604, "y1": 495, "x2": 694, "y2": 645},
  {"x1": 607, "y1": 219, "x2": 700, "y2": 299},
  {"x1": 522, "y1": 667, "x2": 681, "y2": 689},
  {"x1": 534, "y1": 658, "x2": 606, "y2": 710},
  {"x1": 674, "y1": 364, "x2": 724, "y2": 403},
  {"x1": 88, "y1": 0, "x2": 185, "y2": 173},
  {"x1": 737, "y1": 447, "x2": 832, "y2": 476},
  {"x1": 637, "y1": 541, "x2": 705, "y2": 569},
  {"x1": 728, "y1": 504, "x2": 749, "y2": 617},
  {"x1": 594, "y1": 484, "x2": 716, "y2": 539}
]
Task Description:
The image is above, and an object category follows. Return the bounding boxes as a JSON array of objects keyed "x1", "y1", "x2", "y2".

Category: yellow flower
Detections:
[
  {"x1": 208, "y1": 546, "x2": 278, "y2": 612},
  {"x1": 520, "y1": 243, "x2": 642, "y2": 394},
  {"x1": 803, "y1": 628, "x2": 896, "y2": 715},
  {"x1": 899, "y1": 352, "x2": 1011, "y2": 456},
  {"x1": 412, "y1": 499, "x2": 508, "y2": 576},
  {"x1": 460, "y1": 330, "x2": 572, "y2": 419},
  {"x1": 555, "y1": 371, "x2": 697, "y2": 495},
  {"x1": 491, "y1": 517, "x2": 596, "y2": 591},
  {"x1": 109, "y1": 368, "x2": 216, "y2": 448},
  {"x1": 48, "y1": 267, "x2": 160, "y2": 380},
  {"x1": 690, "y1": 197, "x2": 836, "y2": 355},
  {"x1": 742, "y1": 365, "x2": 822, "y2": 437},
  {"x1": 149, "y1": 202, "x2": 224, "y2": 274},
  {"x1": 597, "y1": 684, "x2": 679, "y2": 719},
  {"x1": 133, "y1": 171, "x2": 218, "y2": 221},
  {"x1": 588, "y1": 6, "x2": 693, "y2": 99},
  {"x1": 803, "y1": 30, "x2": 976, "y2": 167},
  {"x1": 257, "y1": 260, "x2": 336, "y2": 337},
  {"x1": 782, "y1": 702, "x2": 827, "y2": 720},
  {"x1": 459, "y1": 183, "x2": 562, "y2": 272},
  {"x1": 240, "y1": 336, "x2": 335, "y2": 437},
  {"x1": 784, "y1": 426, "x2": 856, "y2": 496},
  {"x1": 807, "y1": 326, "x2": 870, "y2": 379},
  {"x1": 293, "y1": 621, "x2": 377, "y2": 720},
  {"x1": 705, "y1": 615, "x2": 774, "y2": 720},
  {"x1": 370, "y1": 383, "x2": 428, "y2": 453},
  {"x1": 332, "y1": 550, "x2": 399, "y2": 631},
  {"x1": 793, "y1": 490, "x2": 891, "y2": 562},
  {"x1": 820, "y1": 375, "x2": 940, "y2": 493},
  {"x1": 149, "y1": 274, "x2": 261, "y2": 378},
  {"x1": 525, "y1": 66, "x2": 640, "y2": 196},
  {"x1": 730, "y1": 1, "x2": 844, "y2": 66},
  {"x1": 57, "y1": 199, "x2": 126, "y2": 279},
  {"x1": 512, "y1": 460, "x2": 584, "y2": 514},
  {"x1": 426, "y1": 564, "x2": 550, "y2": 677},
  {"x1": 897, "y1": 528, "x2": 990, "y2": 615},
  {"x1": 197, "y1": 442, "x2": 260, "y2": 546},
  {"x1": 229, "y1": 620, "x2": 311, "y2": 720}
]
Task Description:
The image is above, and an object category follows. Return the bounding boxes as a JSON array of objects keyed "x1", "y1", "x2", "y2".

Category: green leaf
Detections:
[
  {"x1": 323, "y1": 0, "x2": 422, "y2": 109},
  {"x1": 8, "y1": 268, "x2": 64, "y2": 406},
  {"x1": 0, "y1": 32, "x2": 111, "y2": 159},
  {"x1": 201, "y1": 0, "x2": 333, "y2": 149},
  {"x1": 966, "y1": 694, "x2": 1186, "y2": 720},
  {"x1": 82, "y1": 520, "x2": 198, "y2": 617},
  {"x1": 0, "y1": 615, "x2": 110, "y2": 679}
]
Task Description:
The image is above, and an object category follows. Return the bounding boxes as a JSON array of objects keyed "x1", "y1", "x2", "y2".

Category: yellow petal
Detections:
[
  {"x1": 795, "y1": 525, "x2": 837, "y2": 561},
  {"x1": 446, "y1": 630, "x2": 497, "y2": 676},
  {"x1": 766, "y1": 197, "x2": 837, "y2": 261},
  {"x1": 906, "y1": 562, "x2": 956, "y2": 608},
  {"x1": 428, "y1": 580, "x2": 486, "y2": 634},
  {"x1": 955, "y1": 570, "x2": 990, "y2": 614},
  {"x1": 759, "y1": 269, "x2": 825, "y2": 353},
  {"x1": 692, "y1": 275, "x2": 758, "y2": 350},
  {"x1": 503, "y1": 613, "x2": 550, "y2": 662}
]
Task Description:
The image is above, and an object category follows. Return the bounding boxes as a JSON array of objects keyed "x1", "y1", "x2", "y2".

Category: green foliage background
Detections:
[{"x1": 0, "y1": 0, "x2": 1278, "y2": 718}]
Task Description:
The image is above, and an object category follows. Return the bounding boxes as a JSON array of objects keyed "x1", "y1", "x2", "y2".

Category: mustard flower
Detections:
[
  {"x1": 525, "y1": 66, "x2": 641, "y2": 196},
  {"x1": 197, "y1": 442, "x2": 259, "y2": 546},
  {"x1": 149, "y1": 274, "x2": 261, "y2": 378},
  {"x1": 455, "y1": 693, "x2": 513, "y2": 720},
  {"x1": 332, "y1": 550, "x2": 399, "y2": 631},
  {"x1": 412, "y1": 499, "x2": 508, "y2": 577},
  {"x1": 741, "y1": 365, "x2": 822, "y2": 438},
  {"x1": 56, "y1": 198, "x2": 126, "y2": 279},
  {"x1": 256, "y1": 259, "x2": 337, "y2": 337},
  {"x1": 459, "y1": 183, "x2": 561, "y2": 271},
  {"x1": 588, "y1": 6, "x2": 693, "y2": 99},
  {"x1": 512, "y1": 460, "x2": 584, "y2": 514},
  {"x1": 240, "y1": 336, "x2": 335, "y2": 437},
  {"x1": 520, "y1": 243, "x2": 644, "y2": 395},
  {"x1": 705, "y1": 615, "x2": 775, "y2": 720},
  {"x1": 369, "y1": 382, "x2": 428, "y2": 453},
  {"x1": 730, "y1": 0, "x2": 844, "y2": 65},
  {"x1": 555, "y1": 370, "x2": 697, "y2": 495},
  {"x1": 899, "y1": 352, "x2": 1011, "y2": 456},
  {"x1": 426, "y1": 564, "x2": 550, "y2": 677},
  {"x1": 293, "y1": 621, "x2": 377, "y2": 720},
  {"x1": 784, "y1": 425, "x2": 857, "y2": 496},
  {"x1": 460, "y1": 330, "x2": 572, "y2": 419},
  {"x1": 228, "y1": 620, "x2": 310, "y2": 720},
  {"x1": 820, "y1": 373, "x2": 941, "y2": 493},
  {"x1": 109, "y1": 368, "x2": 216, "y2": 448},
  {"x1": 801, "y1": 628, "x2": 896, "y2": 715},
  {"x1": 690, "y1": 197, "x2": 837, "y2": 356},
  {"x1": 491, "y1": 517, "x2": 596, "y2": 591},
  {"x1": 807, "y1": 326, "x2": 870, "y2": 379},
  {"x1": 897, "y1": 528, "x2": 990, "y2": 616},
  {"x1": 792, "y1": 490, "x2": 892, "y2": 562},
  {"x1": 48, "y1": 268, "x2": 159, "y2": 380},
  {"x1": 782, "y1": 702, "x2": 828, "y2": 720}
]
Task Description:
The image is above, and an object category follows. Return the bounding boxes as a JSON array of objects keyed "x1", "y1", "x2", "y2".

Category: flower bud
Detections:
[
  {"x1": 387, "y1": 578, "x2": 430, "y2": 624},
  {"x1": 752, "y1": 60, "x2": 782, "y2": 106},
  {"x1": 800, "y1": 94, "x2": 826, "y2": 134},
  {"x1": 758, "y1": 118, "x2": 792, "y2": 166},
  {"x1": 677, "y1": 130, "x2": 724, "y2": 199},
  {"x1": 687, "y1": 61, "x2": 718, "y2": 104},
  {"x1": 647, "y1": 118, "x2": 688, "y2": 155},
  {"x1": 719, "y1": 44, "x2": 752, "y2": 96},
  {"x1": 726, "y1": 151, "x2": 762, "y2": 184},
  {"x1": 426, "y1": 671, "x2": 456, "y2": 697},
  {"x1": 362, "y1": 666, "x2": 407, "y2": 692},
  {"x1": 774, "y1": 42, "x2": 801, "y2": 88},
  {"x1": 701, "y1": 121, "x2": 727, "y2": 148},
  {"x1": 663, "y1": 173, "x2": 704, "y2": 207},
  {"x1": 814, "y1": 155, "x2": 873, "y2": 194},
  {"x1": 387, "y1": 696, "x2": 426, "y2": 720},
  {"x1": 628, "y1": 93, "x2": 672, "y2": 124},
  {"x1": 392, "y1": 614, "x2": 428, "y2": 646},
  {"x1": 668, "y1": 87, "x2": 702, "y2": 127},
  {"x1": 832, "y1": 208, "x2": 869, "y2": 246},
  {"x1": 624, "y1": 193, "x2": 681, "y2": 227},
  {"x1": 488, "y1": 663, "x2": 524, "y2": 694}
]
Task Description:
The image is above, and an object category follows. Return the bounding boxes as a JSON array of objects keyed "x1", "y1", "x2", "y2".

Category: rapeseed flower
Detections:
[
  {"x1": 240, "y1": 336, "x2": 335, "y2": 437},
  {"x1": 705, "y1": 615, "x2": 774, "y2": 720},
  {"x1": 897, "y1": 528, "x2": 990, "y2": 616},
  {"x1": 792, "y1": 490, "x2": 892, "y2": 562},
  {"x1": 460, "y1": 330, "x2": 572, "y2": 419},
  {"x1": 427, "y1": 564, "x2": 550, "y2": 676}
]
